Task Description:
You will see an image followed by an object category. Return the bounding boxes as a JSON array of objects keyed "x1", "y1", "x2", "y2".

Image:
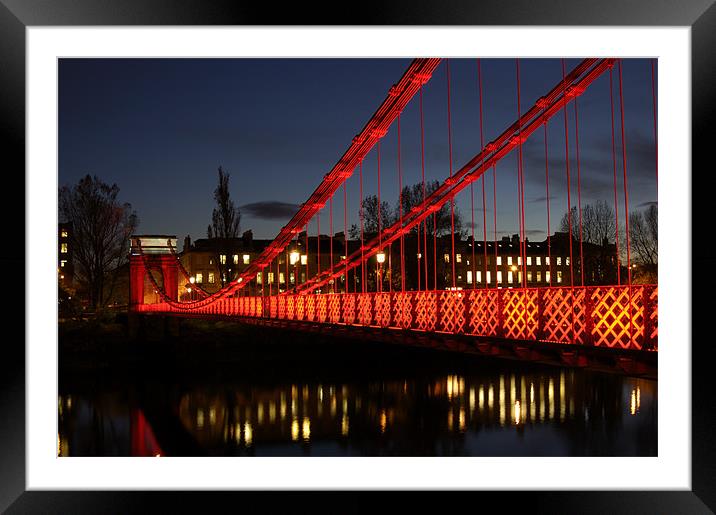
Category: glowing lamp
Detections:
[
  {"x1": 186, "y1": 287, "x2": 192, "y2": 293},
  {"x1": 189, "y1": 276, "x2": 196, "y2": 284},
  {"x1": 376, "y1": 252, "x2": 386, "y2": 264},
  {"x1": 511, "y1": 265, "x2": 518, "y2": 272},
  {"x1": 289, "y1": 251, "x2": 300, "y2": 265}
]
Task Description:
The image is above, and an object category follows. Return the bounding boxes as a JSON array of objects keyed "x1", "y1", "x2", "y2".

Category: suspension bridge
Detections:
[{"x1": 129, "y1": 58, "x2": 658, "y2": 373}]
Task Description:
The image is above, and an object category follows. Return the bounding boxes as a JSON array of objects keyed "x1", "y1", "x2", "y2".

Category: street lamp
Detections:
[
  {"x1": 376, "y1": 251, "x2": 386, "y2": 292},
  {"x1": 289, "y1": 250, "x2": 300, "y2": 292},
  {"x1": 189, "y1": 276, "x2": 195, "y2": 284}
]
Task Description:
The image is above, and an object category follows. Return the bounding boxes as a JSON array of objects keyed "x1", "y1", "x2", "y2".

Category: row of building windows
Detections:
[
  {"x1": 218, "y1": 254, "x2": 251, "y2": 265},
  {"x1": 443, "y1": 254, "x2": 569, "y2": 267},
  {"x1": 465, "y1": 270, "x2": 563, "y2": 284}
]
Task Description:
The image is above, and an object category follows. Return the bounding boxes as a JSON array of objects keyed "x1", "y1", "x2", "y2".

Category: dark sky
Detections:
[{"x1": 59, "y1": 58, "x2": 657, "y2": 243}]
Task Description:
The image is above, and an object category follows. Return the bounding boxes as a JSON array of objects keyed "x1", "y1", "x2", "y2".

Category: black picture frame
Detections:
[{"x1": 2, "y1": 1, "x2": 713, "y2": 512}]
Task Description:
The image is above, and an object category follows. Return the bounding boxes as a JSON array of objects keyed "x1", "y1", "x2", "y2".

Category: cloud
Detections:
[
  {"x1": 529, "y1": 195, "x2": 556, "y2": 203},
  {"x1": 636, "y1": 201, "x2": 657, "y2": 208},
  {"x1": 240, "y1": 201, "x2": 300, "y2": 220}
]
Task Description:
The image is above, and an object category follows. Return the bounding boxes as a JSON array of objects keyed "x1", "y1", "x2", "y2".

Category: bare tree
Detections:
[
  {"x1": 59, "y1": 174, "x2": 138, "y2": 309},
  {"x1": 207, "y1": 166, "x2": 241, "y2": 286},
  {"x1": 349, "y1": 180, "x2": 464, "y2": 240},
  {"x1": 559, "y1": 200, "x2": 617, "y2": 246},
  {"x1": 349, "y1": 195, "x2": 395, "y2": 239},
  {"x1": 629, "y1": 204, "x2": 658, "y2": 282}
]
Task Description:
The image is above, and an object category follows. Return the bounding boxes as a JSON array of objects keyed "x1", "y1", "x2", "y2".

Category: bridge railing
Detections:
[{"x1": 136, "y1": 285, "x2": 657, "y2": 351}]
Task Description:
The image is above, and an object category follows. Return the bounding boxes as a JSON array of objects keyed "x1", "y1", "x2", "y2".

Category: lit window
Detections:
[
  {"x1": 444, "y1": 254, "x2": 450, "y2": 263},
  {"x1": 507, "y1": 256, "x2": 512, "y2": 266},
  {"x1": 557, "y1": 271, "x2": 563, "y2": 283},
  {"x1": 486, "y1": 271, "x2": 491, "y2": 284},
  {"x1": 467, "y1": 271, "x2": 473, "y2": 284},
  {"x1": 208, "y1": 272, "x2": 215, "y2": 284},
  {"x1": 300, "y1": 255, "x2": 307, "y2": 266},
  {"x1": 268, "y1": 272, "x2": 274, "y2": 284},
  {"x1": 196, "y1": 273, "x2": 203, "y2": 284},
  {"x1": 60, "y1": 260, "x2": 67, "y2": 268},
  {"x1": 536, "y1": 256, "x2": 541, "y2": 266},
  {"x1": 517, "y1": 256, "x2": 522, "y2": 266},
  {"x1": 257, "y1": 272, "x2": 262, "y2": 285},
  {"x1": 61, "y1": 229, "x2": 68, "y2": 238},
  {"x1": 497, "y1": 256, "x2": 502, "y2": 266},
  {"x1": 301, "y1": 273, "x2": 306, "y2": 282},
  {"x1": 279, "y1": 272, "x2": 285, "y2": 284},
  {"x1": 565, "y1": 257, "x2": 570, "y2": 266},
  {"x1": 518, "y1": 271, "x2": 522, "y2": 284},
  {"x1": 476, "y1": 271, "x2": 482, "y2": 284},
  {"x1": 60, "y1": 243, "x2": 68, "y2": 253},
  {"x1": 209, "y1": 259, "x2": 214, "y2": 265},
  {"x1": 508, "y1": 271, "x2": 513, "y2": 284},
  {"x1": 536, "y1": 271, "x2": 542, "y2": 282},
  {"x1": 497, "y1": 271, "x2": 503, "y2": 284},
  {"x1": 243, "y1": 254, "x2": 250, "y2": 265},
  {"x1": 233, "y1": 254, "x2": 239, "y2": 265},
  {"x1": 526, "y1": 256, "x2": 532, "y2": 266},
  {"x1": 557, "y1": 257, "x2": 562, "y2": 266},
  {"x1": 456, "y1": 254, "x2": 462, "y2": 263},
  {"x1": 545, "y1": 271, "x2": 551, "y2": 283},
  {"x1": 290, "y1": 272, "x2": 295, "y2": 284},
  {"x1": 219, "y1": 254, "x2": 227, "y2": 264},
  {"x1": 545, "y1": 257, "x2": 550, "y2": 266},
  {"x1": 527, "y1": 271, "x2": 533, "y2": 282}
]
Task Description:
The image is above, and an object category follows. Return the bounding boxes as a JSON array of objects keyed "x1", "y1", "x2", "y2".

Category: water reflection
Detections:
[{"x1": 59, "y1": 362, "x2": 657, "y2": 456}]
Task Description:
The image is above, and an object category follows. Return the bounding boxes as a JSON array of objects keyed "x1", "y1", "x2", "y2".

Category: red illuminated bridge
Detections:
[{"x1": 129, "y1": 58, "x2": 658, "y2": 373}]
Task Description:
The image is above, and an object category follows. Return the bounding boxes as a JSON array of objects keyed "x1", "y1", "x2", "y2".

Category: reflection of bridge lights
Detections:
[
  {"x1": 548, "y1": 379, "x2": 555, "y2": 419},
  {"x1": 469, "y1": 388, "x2": 475, "y2": 411},
  {"x1": 244, "y1": 422, "x2": 253, "y2": 446},
  {"x1": 478, "y1": 386, "x2": 484, "y2": 410},
  {"x1": 196, "y1": 409, "x2": 205, "y2": 429},
  {"x1": 341, "y1": 415, "x2": 349, "y2": 436},
  {"x1": 560, "y1": 372, "x2": 566, "y2": 421},
  {"x1": 291, "y1": 419, "x2": 299, "y2": 441},
  {"x1": 302, "y1": 417, "x2": 311, "y2": 441},
  {"x1": 379, "y1": 410, "x2": 387, "y2": 433},
  {"x1": 459, "y1": 408, "x2": 466, "y2": 431},
  {"x1": 514, "y1": 401, "x2": 522, "y2": 425}
]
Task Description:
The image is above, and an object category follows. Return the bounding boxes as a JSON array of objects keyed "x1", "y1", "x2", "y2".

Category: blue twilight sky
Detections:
[{"x1": 59, "y1": 58, "x2": 657, "y2": 242}]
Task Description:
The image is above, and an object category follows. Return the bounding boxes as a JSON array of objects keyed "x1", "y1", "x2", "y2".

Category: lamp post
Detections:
[
  {"x1": 376, "y1": 251, "x2": 386, "y2": 293},
  {"x1": 289, "y1": 250, "x2": 300, "y2": 292}
]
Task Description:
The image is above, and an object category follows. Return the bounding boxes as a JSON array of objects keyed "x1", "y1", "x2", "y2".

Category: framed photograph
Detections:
[{"x1": 4, "y1": 0, "x2": 714, "y2": 512}]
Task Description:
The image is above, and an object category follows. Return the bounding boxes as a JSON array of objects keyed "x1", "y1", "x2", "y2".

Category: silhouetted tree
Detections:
[
  {"x1": 629, "y1": 204, "x2": 658, "y2": 283},
  {"x1": 59, "y1": 174, "x2": 138, "y2": 309},
  {"x1": 559, "y1": 200, "x2": 624, "y2": 285},
  {"x1": 207, "y1": 166, "x2": 241, "y2": 286},
  {"x1": 349, "y1": 180, "x2": 464, "y2": 240}
]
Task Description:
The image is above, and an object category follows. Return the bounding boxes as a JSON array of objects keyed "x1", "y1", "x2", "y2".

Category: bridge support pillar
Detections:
[
  {"x1": 159, "y1": 255, "x2": 179, "y2": 302},
  {"x1": 129, "y1": 254, "x2": 146, "y2": 309}
]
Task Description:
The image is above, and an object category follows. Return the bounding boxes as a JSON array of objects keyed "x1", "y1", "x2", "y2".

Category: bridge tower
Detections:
[{"x1": 129, "y1": 235, "x2": 179, "y2": 308}]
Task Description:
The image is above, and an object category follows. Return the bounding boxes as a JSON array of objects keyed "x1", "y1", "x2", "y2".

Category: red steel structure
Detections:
[{"x1": 130, "y1": 57, "x2": 658, "y2": 354}]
